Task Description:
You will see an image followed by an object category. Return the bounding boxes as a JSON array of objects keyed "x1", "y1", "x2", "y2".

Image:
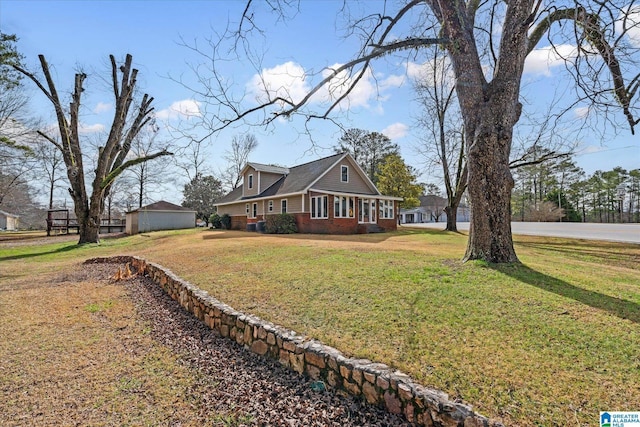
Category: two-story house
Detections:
[{"x1": 213, "y1": 152, "x2": 402, "y2": 234}]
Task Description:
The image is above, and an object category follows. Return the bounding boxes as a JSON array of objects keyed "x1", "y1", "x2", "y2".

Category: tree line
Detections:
[{"x1": 512, "y1": 150, "x2": 639, "y2": 223}]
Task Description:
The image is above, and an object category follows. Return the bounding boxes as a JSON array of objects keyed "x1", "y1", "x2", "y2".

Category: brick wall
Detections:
[
  {"x1": 229, "y1": 215, "x2": 248, "y2": 231},
  {"x1": 86, "y1": 256, "x2": 502, "y2": 427}
]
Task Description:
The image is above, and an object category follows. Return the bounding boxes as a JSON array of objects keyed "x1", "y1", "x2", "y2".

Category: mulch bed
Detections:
[{"x1": 111, "y1": 263, "x2": 410, "y2": 426}]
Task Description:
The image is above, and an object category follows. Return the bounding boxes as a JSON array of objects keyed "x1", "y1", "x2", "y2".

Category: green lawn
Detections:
[{"x1": 1, "y1": 228, "x2": 638, "y2": 426}]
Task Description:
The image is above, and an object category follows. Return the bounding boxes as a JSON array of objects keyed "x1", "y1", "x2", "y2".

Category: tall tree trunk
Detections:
[
  {"x1": 139, "y1": 175, "x2": 144, "y2": 208},
  {"x1": 48, "y1": 179, "x2": 54, "y2": 210},
  {"x1": 78, "y1": 217, "x2": 100, "y2": 244},
  {"x1": 463, "y1": 118, "x2": 518, "y2": 262},
  {"x1": 437, "y1": 0, "x2": 531, "y2": 263},
  {"x1": 77, "y1": 190, "x2": 102, "y2": 244},
  {"x1": 444, "y1": 205, "x2": 458, "y2": 232}
]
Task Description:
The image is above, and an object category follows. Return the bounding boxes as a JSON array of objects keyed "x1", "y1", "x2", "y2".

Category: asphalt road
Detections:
[{"x1": 403, "y1": 221, "x2": 640, "y2": 244}]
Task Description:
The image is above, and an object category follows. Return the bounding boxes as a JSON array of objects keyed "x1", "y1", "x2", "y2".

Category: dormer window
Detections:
[
  {"x1": 341, "y1": 165, "x2": 349, "y2": 183},
  {"x1": 248, "y1": 174, "x2": 254, "y2": 189}
]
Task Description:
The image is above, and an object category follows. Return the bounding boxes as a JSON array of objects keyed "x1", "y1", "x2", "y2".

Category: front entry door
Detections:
[{"x1": 358, "y1": 198, "x2": 376, "y2": 223}]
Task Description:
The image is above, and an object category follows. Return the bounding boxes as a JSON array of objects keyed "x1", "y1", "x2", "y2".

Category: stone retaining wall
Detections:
[{"x1": 87, "y1": 256, "x2": 503, "y2": 427}]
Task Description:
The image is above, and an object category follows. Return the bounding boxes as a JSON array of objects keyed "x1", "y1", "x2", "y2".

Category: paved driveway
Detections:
[{"x1": 403, "y1": 221, "x2": 640, "y2": 244}]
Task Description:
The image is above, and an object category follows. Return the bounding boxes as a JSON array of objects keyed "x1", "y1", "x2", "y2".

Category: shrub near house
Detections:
[{"x1": 213, "y1": 153, "x2": 402, "y2": 234}]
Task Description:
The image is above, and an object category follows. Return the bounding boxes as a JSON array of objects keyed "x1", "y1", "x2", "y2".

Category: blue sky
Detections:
[{"x1": 1, "y1": 0, "x2": 638, "y2": 205}]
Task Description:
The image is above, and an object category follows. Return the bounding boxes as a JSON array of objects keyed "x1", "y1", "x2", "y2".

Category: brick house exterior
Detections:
[{"x1": 214, "y1": 153, "x2": 402, "y2": 234}]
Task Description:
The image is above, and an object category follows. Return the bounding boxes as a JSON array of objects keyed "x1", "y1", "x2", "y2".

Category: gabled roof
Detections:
[
  {"x1": 419, "y1": 195, "x2": 448, "y2": 207},
  {"x1": 215, "y1": 185, "x2": 244, "y2": 205},
  {"x1": 242, "y1": 162, "x2": 290, "y2": 175},
  {"x1": 216, "y1": 152, "x2": 385, "y2": 206},
  {"x1": 128, "y1": 200, "x2": 196, "y2": 213},
  {"x1": 278, "y1": 152, "x2": 347, "y2": 194}
]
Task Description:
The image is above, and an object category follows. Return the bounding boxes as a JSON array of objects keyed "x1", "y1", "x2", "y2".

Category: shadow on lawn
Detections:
[
  {"x1": 516, "y1": 239, "x2": 640, "y2": 269},
  {"x1": 491, "y1": 263, "x2": 640, "y2": 324},
  {"x1": 0, "y1": 244, "x2": 79, "y2": 262}
]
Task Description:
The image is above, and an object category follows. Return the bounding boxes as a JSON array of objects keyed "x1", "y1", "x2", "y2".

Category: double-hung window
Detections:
[
  {"x1": 311, "y1": 195, "x2": 328, "y2": 219},
  {"x1": 341, "y1": 165, "x2": 349, "y2": 182},
  {"x1": 248, "y1": 174, "x2": 254, "y2": 189},
  {"x1": 268, "y1": 200, "x2": 274, "y2": 212},
  {"x1": 281, "y1": 199, "x2": 287, "y2": 213}
]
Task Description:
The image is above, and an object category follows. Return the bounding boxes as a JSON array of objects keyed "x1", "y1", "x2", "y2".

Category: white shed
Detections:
[
  {"x1": 0, "y1": 210, "x2": 19, "y2": 231},
  {"x1": 125, "y1": 201, "x2": 196, "y2": 235}
]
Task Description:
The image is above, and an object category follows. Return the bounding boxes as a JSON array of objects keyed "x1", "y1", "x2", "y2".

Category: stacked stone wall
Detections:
[{"x1": 87, "y1": 256, "x2": 502, "y2": 427}]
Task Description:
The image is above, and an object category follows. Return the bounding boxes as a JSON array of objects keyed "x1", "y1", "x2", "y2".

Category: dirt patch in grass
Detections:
[{"x1": 0, "y1": 261, "x2": 409, "y2": 426}]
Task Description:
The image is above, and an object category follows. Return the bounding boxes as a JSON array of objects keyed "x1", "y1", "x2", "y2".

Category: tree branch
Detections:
[
  {"x1": 509, "y1": 150, "x2": 571, "y2": 169},
  {"x1": 36, "y1": 130, "x2": 63, "y2": 151},
  {"x1": 528, "y1": 6, "x2": 639, "y2": 134},
  {"x1": 369, "y1": 37, "x2": 449, "y2": 54},
  {"x1": 101, "y1": 149, "x2": 173, "y2": 190}
]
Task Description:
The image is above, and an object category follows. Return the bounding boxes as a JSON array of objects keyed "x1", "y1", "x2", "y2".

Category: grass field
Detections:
[{"x1": 1, "y1": 227, "x2": 638, "y2": 426}]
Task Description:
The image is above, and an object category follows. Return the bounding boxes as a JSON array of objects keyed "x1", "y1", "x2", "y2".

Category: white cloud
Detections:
[
  {"x1": 580, "y1": 145, "x2": 605, "y2": 155},
  {"x1": 246, "y1": 61, "x2": 405, "y2": 114},
  {"x1": 617, "y1": 5, "x2": 640, "y2": 47},
  {"x1": 524, "y1": 44, "x2": 577, "y2": 76},
  {"x1": 406, "y1": 59, "x2": 455, "y2": 88},
  {"x1": 381, "y1": 73, "x2": 406, "y2": 88},
  {"x1": 322, "y1": 63, "x2": 378, "y2": 109},
  {"x1": 93, "y1": 102, "x2": 111, "y2": 114},
  {"x1": 247, "y1": 61, "x2": 311, "y2": 105},
  {"x1": 406, "y1": 61, "x2": 432, "y2": 81},
  {"x1": 574, "y1": 106, "x2": 590, "y2": 118},
  {"x1": 155, "y1": 99, "x2": 202, "y2": 120},
  {"x1": 381, "y1": 122, "x2": 408, "y2": 140},
  {"x1": 79, "y1": 122, "x2": 105, "y2": 134}
]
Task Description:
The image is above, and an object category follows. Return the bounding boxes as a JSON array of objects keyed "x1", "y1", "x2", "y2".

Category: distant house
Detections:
[
  {"x1": 125, "y1": 201, "x2": 196, "y2": 235},
  {"x1": 399, "y1": 195, "x2": 470, "y2": 224},
  {"x1": 0, "y1": 210, "x2": 19, "y2": 231},
  {"x1": 214, "y1": 152, "x2": 402, "y2": 234}
]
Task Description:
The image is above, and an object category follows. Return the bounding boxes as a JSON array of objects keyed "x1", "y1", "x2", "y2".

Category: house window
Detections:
[
  {"x1": 311, "y1": 195, "x2": 328, "y2": 219},
  {"x1": 268, "y1": 200, "x2": 273, "y2": 212},
  {"x1": 379, "y1": 200, "x2": 394, "y2": 219},
  {"x1": 252, "y1": 202, "x2": 257, "y2": 218},
  {"x1": 281, "y1": 199, "x2": 287, "y2": 213},
  {"x1": 341, "y1": 165, "x2": 349, "y2": 182},
  {"x1": 245, "y1": 203, "x2": 250, "y2": 215},
  {"x1": 334, "y1": 196, "x2": 354, "y2": 218},
  {"x1": 248, "y1": 174, "x2": 254, "y2": 189}
]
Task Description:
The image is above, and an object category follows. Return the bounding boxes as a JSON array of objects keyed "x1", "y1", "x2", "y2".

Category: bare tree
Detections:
[
  {"x1": 172, "y1": 134, "x2": 211, "y2": 184},
  {"x1": 33, "y1": 136, "x2": 65, "y2": 209},
  {"x1": 183, "y1": 1, "x2": 638, "y2": 262},
  {"x1": 0, "y1": 119, "x2": 39, "y2": 207},
  {"x1": 117, "y1": 123, "x2": 169, "y2": 209},
  {"x1": 221, "y1": 133, "x2": 258, "y2": 190},
  {"x1": 13, "y1": 54, "x2": 172, "y2": 243},
  {"x1": 414, "y1": 45, "x2": 467, "y2": 232},
  {"x1": 0, "y1": 34, "x2": 37, "y2": 205}
]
